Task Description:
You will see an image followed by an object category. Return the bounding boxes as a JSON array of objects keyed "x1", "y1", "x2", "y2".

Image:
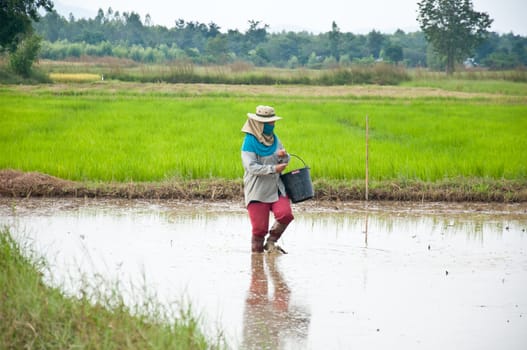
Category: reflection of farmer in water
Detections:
[
  {"x1": 241, "y1": 105, "x2": 294, "y2": 253},
  {"x1": 242, "y1": 254, "x2": 310, "y2": 349}
]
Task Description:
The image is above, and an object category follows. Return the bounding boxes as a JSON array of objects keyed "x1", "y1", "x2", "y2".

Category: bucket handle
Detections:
[{"x1": 287, "y1": 153, "x2": 308, "y2": 167}]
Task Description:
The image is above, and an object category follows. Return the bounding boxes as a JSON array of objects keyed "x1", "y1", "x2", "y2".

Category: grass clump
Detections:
[
  {"x1": 0, "y1": 226, "x2": 219, "y2": 350},
  {"x1": 37, "y1": 59, "x2": 411, "y2": 85},
  {"x1": 0, "y1": 55, "x2": 52, "y2": 84}
]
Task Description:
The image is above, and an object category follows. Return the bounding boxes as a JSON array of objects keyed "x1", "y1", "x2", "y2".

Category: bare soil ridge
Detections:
[
  {"x1": 14, "y1": 82, "x2": 521, "y2": 100},
  {"x1": 1, "y1": 170, "x2": 526, "y2": 202}
]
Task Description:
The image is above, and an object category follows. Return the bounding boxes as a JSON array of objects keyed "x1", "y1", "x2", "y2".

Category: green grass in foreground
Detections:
[
  {"x1": 0, "y1": 84, "x2": 526, "y2": 182},
  {"x1": 0, "y1": 226, "x2": 218, "y2": 349}
]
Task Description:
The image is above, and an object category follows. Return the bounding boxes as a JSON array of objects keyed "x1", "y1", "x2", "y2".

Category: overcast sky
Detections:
[{"x1": 54, "y1": 0, "x2": 526, "y2": 35}]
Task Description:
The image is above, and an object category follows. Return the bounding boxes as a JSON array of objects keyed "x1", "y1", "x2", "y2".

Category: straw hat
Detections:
[{"x1": 247, "y1": 105, "x2": 282, "y2": 122}]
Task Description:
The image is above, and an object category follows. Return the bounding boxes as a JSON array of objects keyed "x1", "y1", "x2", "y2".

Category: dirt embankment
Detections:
[
  {"x1": 0, "y1": 170, "x2": 242, "y2": 201},
  {"x1": 1, "y1": 169, "x2": 526, "y2": 202}
]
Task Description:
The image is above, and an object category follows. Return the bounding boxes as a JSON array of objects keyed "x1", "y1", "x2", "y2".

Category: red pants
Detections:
[{"x1": 247, "y1": 196, "x2": 294, "y2": 238}]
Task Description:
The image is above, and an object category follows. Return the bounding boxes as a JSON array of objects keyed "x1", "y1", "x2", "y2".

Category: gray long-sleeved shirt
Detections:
[{"x1": 241, "y1": 141, "x2": 290, "y2": 207}]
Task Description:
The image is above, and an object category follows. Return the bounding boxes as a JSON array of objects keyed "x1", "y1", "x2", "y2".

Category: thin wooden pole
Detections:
[
  {"x1": 365, "y1": 115, "x2": 369, "y2": 201},
  {"x1": 364, "y1": 209, "x2": 369, "y2": 247},
  {"x1": 364, "y1": 115, "x2": 369, "y2": 247}
]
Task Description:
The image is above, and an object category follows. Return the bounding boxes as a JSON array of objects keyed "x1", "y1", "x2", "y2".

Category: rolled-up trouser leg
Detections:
[
  {"x1": 268, "y1": 196, "x2": 294, "y2": 242},
  {"x1": 248, "y1": 201, "x2": 270, "y2": 253},
  {"x1": 268, "y1": 221, "x2": 288, "y2": 242},
  {"x1": 251, "y1": 235, "x2": 265, "y2": 253}
]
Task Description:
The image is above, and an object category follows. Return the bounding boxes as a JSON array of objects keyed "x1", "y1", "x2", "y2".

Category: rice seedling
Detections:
[{"x1": 0, "y1": 83, "x2": 525, "y2": 183}]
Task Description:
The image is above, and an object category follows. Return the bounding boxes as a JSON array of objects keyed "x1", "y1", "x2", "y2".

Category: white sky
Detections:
[{"x1": 54, "y1": 0, "x2": 526, "y2": 35}]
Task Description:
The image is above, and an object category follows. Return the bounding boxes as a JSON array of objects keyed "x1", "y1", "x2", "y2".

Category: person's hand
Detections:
[
  {"x1": 275, "y1": 163, "x2": 288, "y2": 173},
  {"x1": 277, "y1": 149, "x2": 287, "y2": 157}
]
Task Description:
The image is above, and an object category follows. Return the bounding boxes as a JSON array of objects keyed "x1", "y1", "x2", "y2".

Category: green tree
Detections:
[
  {"x1": 33, "y1": 10, "x2": 66, "y2": 42},
  {"x1": 205, "y1": 35, "x2": 229, "y2": 63},
  {"x1": 265, "y1": 33, "x2": 301, "y2": 67},
  {"x1": 366, "y1": 30, "x2": 385, "y2": 59},
  {"x1": 245, "y1": 20, "x2": 268, "y2": 49},
  {"x1": 0, "y1": 0, "x2": 54, "y2": 52},
  {"x1": 328, "y1": 21, "x2": 341, "y2": 60},
  {"x1": 123, "y1": 11, "x2": 144, "y2": 45},
  {"x1": 417, "y1": 0, "x2": 493, "y2": 74},
  {"x1": 9, "y1": 34, "x2": 41, "y2": 75},
  {"x1": 384, "y1": 44, "x2": 404, "y2": 63}
]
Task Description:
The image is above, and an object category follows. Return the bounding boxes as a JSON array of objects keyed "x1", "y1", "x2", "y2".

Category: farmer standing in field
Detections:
[{"x1": 241, "y1": 105, "x2": 294, "y2": 254}]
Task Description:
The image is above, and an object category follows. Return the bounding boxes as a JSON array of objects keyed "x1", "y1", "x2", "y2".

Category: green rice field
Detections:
[{"x1": 1, "y1": 82, "x2": 526, "y2": 183}]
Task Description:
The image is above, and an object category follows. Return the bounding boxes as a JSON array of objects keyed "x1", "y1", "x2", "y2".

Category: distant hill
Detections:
[{"x1": 52, "y1": 0, "x2": 94, "y2": 20}]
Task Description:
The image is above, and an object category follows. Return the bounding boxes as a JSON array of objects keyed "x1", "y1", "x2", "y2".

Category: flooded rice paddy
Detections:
[{"x1": 1, "y1": 198, "x2": 527, "y2": 349}]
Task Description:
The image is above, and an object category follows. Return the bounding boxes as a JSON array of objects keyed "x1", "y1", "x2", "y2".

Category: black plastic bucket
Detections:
[{"x1": 280, "y1": 154, "x2": 314, "y2": 203}]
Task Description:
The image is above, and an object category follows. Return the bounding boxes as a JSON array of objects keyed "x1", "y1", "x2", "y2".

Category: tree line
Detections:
[{"x1": 33, "y1": 7, "x2": 526, "y2": 70}]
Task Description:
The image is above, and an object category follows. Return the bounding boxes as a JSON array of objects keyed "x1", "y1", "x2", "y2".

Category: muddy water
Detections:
[{"x1": 1, "y1": 198, "x2": 527, "y2": 350}]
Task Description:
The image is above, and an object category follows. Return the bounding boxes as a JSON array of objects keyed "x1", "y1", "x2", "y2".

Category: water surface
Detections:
[{"x1": 1, "y1": 198, "x2": 526, "y2": 349}]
